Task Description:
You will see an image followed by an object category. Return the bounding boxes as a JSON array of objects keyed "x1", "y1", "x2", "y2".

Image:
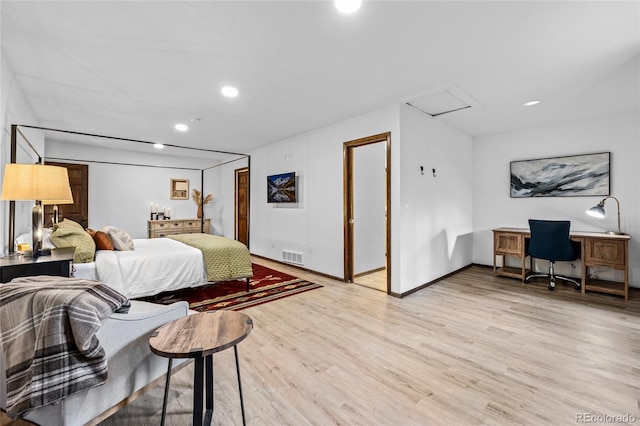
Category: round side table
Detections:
[{"x1": 149, "y1": 310, "x2": 253, "y2": 426}]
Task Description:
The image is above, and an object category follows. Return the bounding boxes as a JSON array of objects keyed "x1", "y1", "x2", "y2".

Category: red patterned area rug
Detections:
[{"x1": 138, "y1": 263, "x2": 322, "y2": 311}]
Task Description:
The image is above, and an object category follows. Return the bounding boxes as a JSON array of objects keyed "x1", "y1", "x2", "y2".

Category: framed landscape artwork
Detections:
[
  {"x1": 510, "y1": 152, "x2": 610, "y2": 198},
  {"x1": 267, "y1": 172, "x2": 297, "y2": 203}
]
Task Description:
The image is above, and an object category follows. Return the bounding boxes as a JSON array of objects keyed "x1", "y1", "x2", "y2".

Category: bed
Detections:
[{"x1": 73, "y1": 235, "x2": 253, "y2": 299}]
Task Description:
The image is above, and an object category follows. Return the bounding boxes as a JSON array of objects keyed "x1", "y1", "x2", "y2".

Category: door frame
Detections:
[
  {"x1": 234, "y1": 167, "x2": 250, "y2": 248},
  {"x1": 343, "y1": 132, "x2": 391, "y2": 294}
]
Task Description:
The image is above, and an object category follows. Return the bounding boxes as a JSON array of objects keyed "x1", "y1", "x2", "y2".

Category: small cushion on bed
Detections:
[
  {"x1": 50, "y1": 219, "x2": 96, "y2": 263},
  {"x1": 86, "y1": 228, "x2": 115, "y2": 251},
  {"x1": 102, "y1": 226, "x2": 134, "y2": 251}
]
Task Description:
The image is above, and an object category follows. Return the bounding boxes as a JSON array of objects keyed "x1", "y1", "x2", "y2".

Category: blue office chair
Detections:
[{"x1": 524, "y1": 219, "x2": 581, "y2": 291}]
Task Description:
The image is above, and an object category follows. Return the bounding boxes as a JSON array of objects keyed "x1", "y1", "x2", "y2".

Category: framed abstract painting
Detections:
[{"x1": 510, "y1": 152, "x2": 610, "y2": 198}]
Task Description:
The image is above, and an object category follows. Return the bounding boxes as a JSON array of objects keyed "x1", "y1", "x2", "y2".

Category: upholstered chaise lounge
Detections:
[{"x1": 0, "y1": 300, "x2": 189, "y2": 426}]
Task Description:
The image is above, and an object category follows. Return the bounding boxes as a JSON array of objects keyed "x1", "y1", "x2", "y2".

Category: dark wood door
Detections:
[
  {"x1": 44, "y1": 162, "x2": 89, "y2": 228},
  {"x1": 235, "y1": 168, "x2": 249, "y2": 247}
]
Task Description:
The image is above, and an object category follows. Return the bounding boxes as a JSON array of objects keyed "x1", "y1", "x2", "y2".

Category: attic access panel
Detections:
[{"x1": 405, "y1": 86, "x2": 480, "y2": 117}]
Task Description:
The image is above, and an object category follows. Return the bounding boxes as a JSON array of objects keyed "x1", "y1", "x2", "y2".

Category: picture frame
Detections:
[
  {"x1": 170, "y1": 178, "x2": 189, "y2": 200},
  {"x1": 267, "y1": 172, "x2": 297, "y2": 203},
  {"x1": 510, "y1": 152, "x2": 610, "y2": 198}
]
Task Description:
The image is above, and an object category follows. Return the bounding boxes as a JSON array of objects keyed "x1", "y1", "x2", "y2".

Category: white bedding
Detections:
[
  {"x1": 87, "y1": 238, "x2": 207, "y2": 299},
  {"x1": 73, "y1": 261, "x2": 98, "y2": 280}
]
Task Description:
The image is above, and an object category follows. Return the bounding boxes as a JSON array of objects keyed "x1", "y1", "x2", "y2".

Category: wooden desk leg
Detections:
[
  {"x1": 234, "y1": 345, "x2": 247, "y2": 426},
  {"x1": 493, "y1": 253, "x2": 497, "y2": 277},
  {"x1": 160, "y1": 358, "x2": 173, "y2": 426},
  {"x1": 194, "y1": 356, "x2": 204, "y2": 426},
  {"x1": 625, "y1": 264, "x2": 629, "y2": 301},
  {"x1": 581, "y1": 243, "x2": 586, "y2": 295}
]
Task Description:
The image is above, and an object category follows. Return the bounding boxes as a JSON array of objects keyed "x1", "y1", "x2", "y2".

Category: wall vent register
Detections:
[{"x1": 282, "y1": 250, "x2": 303, "y2": 266}]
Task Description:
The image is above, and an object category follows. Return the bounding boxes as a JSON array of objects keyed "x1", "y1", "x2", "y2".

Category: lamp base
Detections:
[
  {"x1": 32, "y1": 203, "x2": 44, "y2": 258},
  {"x1": 604, "y1": 230, "x2": 626, "y2": 235},
  {"x1": 37, "y1": 248, "x2": 52, "y2": 256}
]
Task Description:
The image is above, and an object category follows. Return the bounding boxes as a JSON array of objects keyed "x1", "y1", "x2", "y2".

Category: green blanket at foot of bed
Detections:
[{"x1": 167, "y1": 234, "x2": 253, "y2": 282}]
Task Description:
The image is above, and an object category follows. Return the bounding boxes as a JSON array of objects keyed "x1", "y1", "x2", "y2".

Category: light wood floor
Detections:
[
  {"x1": 353, "y1": 268, "x2": 387, "y2": 292},
  {"x1": 3, "y1": 260, "x2": 639, "y2": 425}
]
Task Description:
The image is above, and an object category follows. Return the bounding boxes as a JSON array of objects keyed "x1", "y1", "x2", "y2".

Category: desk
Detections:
[
  {"x1": 493, "y1": 228, "x2": 630, "y2": 300},
  {"x1": 149, "y1": 310, "x2": 253, "y2": 426}
]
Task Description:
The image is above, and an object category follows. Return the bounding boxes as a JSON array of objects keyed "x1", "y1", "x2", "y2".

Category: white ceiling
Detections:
[{"x1": 1, "y1": 1, "x2": 638, "y2": 155}]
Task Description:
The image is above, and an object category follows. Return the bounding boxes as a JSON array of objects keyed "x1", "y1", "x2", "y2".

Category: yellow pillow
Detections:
[{"x1": 50, "y1": 219, "x2": 96, "y2": 263}]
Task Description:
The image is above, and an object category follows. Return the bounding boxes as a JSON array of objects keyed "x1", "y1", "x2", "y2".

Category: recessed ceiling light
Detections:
[
  {"x1": 335, "y1": 0, "x2": 362, "y2": 14},
  {"x1": 154, "y1": 143, "x2": 164, "y2": 149},
  {"x1": 174, "y1": 123, "x2": 188, "y2": 131},
  {"x1": 221, "y1": 86, "x2": 239, "y2": 98},
  {"x1": 524, "y1": 100, "x2": 541, "y2": 106}
]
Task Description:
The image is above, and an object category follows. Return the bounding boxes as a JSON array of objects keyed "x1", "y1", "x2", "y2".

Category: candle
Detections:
[
  {"x1": 150, "y1": 202, "x2": 153, "y2": 213},
  {"x1": 167, "y1": 207, "x2": 171, "y2": 217},
  {"x1": 155, "y1": 204, "x2": 159, "y2": 213},
  {"x1": 163, "y1": 206, "x2": 166, "y2": 215}
]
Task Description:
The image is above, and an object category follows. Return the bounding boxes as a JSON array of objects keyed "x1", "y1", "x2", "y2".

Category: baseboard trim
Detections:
[
  {"x1": 395, "y1": 264, "x2": 474, "y2": 298},
  {"x1": 354, "y1": 266, "x2": 386, "y2": 278},
  {"x1": 250, "y1": 253, "x2": 344, "y2": 282},
  {"x1": 471, "y1": 263, "x2": 493, "y2": 270},
  {"x1": 250, "y1": 256, "x2": 483, "y2": 299}
]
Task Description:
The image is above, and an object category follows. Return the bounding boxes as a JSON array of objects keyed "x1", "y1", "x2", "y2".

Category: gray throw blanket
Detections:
[{"x1": 0, "y1": 276, "x2": 130, "y2": 418}]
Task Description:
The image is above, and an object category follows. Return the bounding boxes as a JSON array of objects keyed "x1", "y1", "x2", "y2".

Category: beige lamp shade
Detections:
[{"x1": 1, "y1": 163, "x2": 74, "y2": 204}]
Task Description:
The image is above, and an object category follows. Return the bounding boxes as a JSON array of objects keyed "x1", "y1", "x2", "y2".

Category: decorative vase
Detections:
[{"x1": 197, "y1": 204, "x2": 203, "y2": 219}]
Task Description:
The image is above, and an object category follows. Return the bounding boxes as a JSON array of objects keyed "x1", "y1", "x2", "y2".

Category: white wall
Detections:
[
  {"x1": 249, "y1": 104, "x2": 475, "y2": 295},
  {"x1": 86, "y1": 163, "x2": 202, "y2": 237},
  {"x1": 249, "y1": 106, "x2": 401, "y2": 288},
  {"x1": 202, "y1": 157, "x2": 249, "y2": 238},
  {"x1": 397, "y1": 105, "x2": 474, "y2": 293},
  {"x1": 44, "y1": 140, "x2": 246, "y2": 239},
  {"x1": 472, "y1": 110, "x2": 640, "y2": 287},
  {"x1": 0, "y1": 49, "x2": 44, "y2": 254},
  {"x1": 46, "y1": 141, "x2": 207, "y2": 238}
]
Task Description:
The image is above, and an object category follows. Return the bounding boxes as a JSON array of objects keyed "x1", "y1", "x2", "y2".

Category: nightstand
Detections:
[{"x1": 0, "y1": 247, "x2": 75, "y2": 283}]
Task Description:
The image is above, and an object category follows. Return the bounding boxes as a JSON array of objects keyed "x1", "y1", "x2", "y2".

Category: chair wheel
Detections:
[
  {"x1": 574, "y1": 285, "x2": 581, "y2": 291},
  {"x1": 548, "y1": 281, "x2": 556, "y2": 291}
]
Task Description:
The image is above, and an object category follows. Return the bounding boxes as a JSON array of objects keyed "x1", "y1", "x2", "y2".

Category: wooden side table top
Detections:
[{"x1": 149, "y1": 311, "x2": 253, "y2": 359}]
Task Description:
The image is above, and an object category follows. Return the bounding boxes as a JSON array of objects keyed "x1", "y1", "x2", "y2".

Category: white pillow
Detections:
[
  {"x1": 101, "y1": 226, "x2": 134, "y2": 251},
  {"x1": 15, "y1": 229, "x2": 55, "y2": 249}
]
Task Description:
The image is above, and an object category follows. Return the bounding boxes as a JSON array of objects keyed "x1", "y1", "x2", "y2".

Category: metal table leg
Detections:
[
  {"x1": 160, "y1": 358, "x2": 173, "y2": 426},
  {"x1": 203, "y1": 355, "x2": 214, "y2": 425},
  {"x1": 234, "y1": 346, "x2": 247, "y2": 426},
  {"x1": 194, "y1": 356, "x2": 204, "y2": 426}
]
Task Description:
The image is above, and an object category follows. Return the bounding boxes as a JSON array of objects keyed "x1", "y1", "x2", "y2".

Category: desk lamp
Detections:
[
  {"x1": 586, "y1": 195, "x2": 624, "y2": 235},
  {"x1": 1, "y1": 164, "x2": 73, "y2": 257}
]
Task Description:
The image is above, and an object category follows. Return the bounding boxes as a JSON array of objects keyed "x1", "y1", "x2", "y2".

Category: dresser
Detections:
[
  {"x1": 0, "y1": 247, "x2": 75, "y2": 283},
  {"x1": 148, "y1": 218, "x2": 211, "y2": 238},
  {"x1": 493, "y1": 227, "x2": 630, "y2": 300}
]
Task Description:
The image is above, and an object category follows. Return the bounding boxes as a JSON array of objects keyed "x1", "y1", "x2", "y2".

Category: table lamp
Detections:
[
  {"x1": 1, "y1": 164, "x2": 74, "y2": 257},
  {"x1": 586, "y1": 195, "x2": 624, "y2": 235}
]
